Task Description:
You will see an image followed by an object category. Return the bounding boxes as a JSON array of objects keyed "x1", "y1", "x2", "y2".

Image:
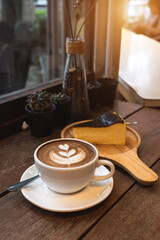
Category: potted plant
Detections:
[
  {"x1": 51, "y1": 92, "x2": 71, "y2": 126},
  {"x1": 25, "y1": 90, "x2": 56, "y2": 137},
  {"x1": 87, "y1": 72, "x2": 100, "y2": 109},
  {"x1": 97, "y1": 77, "x2": 118, "y2": 106}
]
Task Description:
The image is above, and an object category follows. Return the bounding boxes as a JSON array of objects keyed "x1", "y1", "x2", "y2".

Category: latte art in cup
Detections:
[
  {"x1": 34, "y1": 138, "x2": 115, "y2": 193},
  {"x1": 37, "y1": 139, "x2": 96, "y2": 168},
  {"x1": 49, "y1": 143, "x2": 86, "y2": 165}
]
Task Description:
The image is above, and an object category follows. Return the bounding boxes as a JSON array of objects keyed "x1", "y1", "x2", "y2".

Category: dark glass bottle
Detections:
[{"x1": 63, "y1": 38, "x2": 90, "y2": 120}]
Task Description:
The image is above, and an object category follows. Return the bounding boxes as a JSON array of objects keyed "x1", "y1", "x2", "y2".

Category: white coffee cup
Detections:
[{"x1": 34, "y1": 138, "x2": 115, "y2": 194}]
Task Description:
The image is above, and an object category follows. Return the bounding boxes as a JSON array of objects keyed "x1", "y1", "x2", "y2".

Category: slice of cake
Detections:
[{"x1": 73, "y1": 111, "x2": 126, "y2": 145}]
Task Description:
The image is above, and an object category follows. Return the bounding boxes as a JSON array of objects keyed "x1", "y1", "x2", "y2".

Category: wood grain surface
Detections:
[
  {"x1": 83, "y1": 162, "x2": 160, "y2": 240},
  {"x1": 0, "y1": 100, "x2": 142, "y2": 194},
  {"x1": 0, "y1": 101, "x2": 159, "y2": 240},
  {"x1": 61, "y1": 122, "x2": 158, "y2": 185}
]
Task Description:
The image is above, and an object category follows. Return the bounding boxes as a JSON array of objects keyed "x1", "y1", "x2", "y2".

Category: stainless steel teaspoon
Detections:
[{"x1": 7, "y1": 175, "x2": 40, "y2": 191}]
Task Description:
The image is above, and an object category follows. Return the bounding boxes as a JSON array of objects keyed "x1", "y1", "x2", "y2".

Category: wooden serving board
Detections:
[{"x1": 61, "y1": 121, "x2": 158, "y2": 186}]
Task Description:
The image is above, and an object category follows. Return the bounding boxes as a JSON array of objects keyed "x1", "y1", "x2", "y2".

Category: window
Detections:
[
  {"x1": 0, "y1": 0, "x2": 98, "y2": 138},
  {"x1": 0, "y1": 0, "x2": 64, "y2": 99},
  {"x1": 0, "y1": 0, "x2": 110, "y2": 100},
  {"x1": 124, "y1": 0, "x2": 160, "y2": 40},
  {"x1": 0, "y1": 0, "x2": 126, "y2": 138},
  {"x1": 128, "y1": 0, "x2": 149, "y2": 23}
]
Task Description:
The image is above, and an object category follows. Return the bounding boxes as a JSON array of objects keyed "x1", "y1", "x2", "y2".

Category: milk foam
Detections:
[{"x1": 49, "y1": 143, "x2": 86, "y2": 165}]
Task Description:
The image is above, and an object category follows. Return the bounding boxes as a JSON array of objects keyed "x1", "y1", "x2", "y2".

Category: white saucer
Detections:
[{"x1": 21, "y1": 164, "x2": 114, "y2": 212}]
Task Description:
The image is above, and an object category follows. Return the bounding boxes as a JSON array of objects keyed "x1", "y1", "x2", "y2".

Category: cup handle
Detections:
[{"x1": 93, "y1": 159, "x2": 115, "y2": 181}]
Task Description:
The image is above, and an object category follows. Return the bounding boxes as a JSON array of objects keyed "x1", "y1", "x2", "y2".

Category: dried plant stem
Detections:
[
  {"x1": 76, "y1": 0, "x2": 98, "y2": 39},
  {"x1": 65, "y1": 0, "x2": 74, "y2": 39},
  {"x1": 74, "y1": 18, "x2": 78, "y2": 39}
]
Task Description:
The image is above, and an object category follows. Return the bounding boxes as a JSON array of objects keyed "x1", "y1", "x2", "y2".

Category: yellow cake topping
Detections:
[{"x1": 73, "y1": 111, "x2": 126, "y2": 145}]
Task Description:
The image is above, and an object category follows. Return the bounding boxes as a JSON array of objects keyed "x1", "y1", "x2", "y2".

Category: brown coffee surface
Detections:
[{"x1": 37, "y1": 139, "x2": 96, "y2": 168}]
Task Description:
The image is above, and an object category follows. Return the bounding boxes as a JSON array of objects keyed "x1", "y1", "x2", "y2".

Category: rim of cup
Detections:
[{"x1": 34, "y1": 138, "x2": 99, "y2": 171}]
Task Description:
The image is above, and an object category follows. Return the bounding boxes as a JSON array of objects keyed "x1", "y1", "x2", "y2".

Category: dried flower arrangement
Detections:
[
  {"x1": 65, "y1": 0, "x2": 98, "y2": 40},
  {"x1": 63, "y1": 0, "x2": 98, "y2": 120}
]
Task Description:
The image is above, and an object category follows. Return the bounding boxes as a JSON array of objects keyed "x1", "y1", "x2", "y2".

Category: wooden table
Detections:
[
  {"x1": 119, "y1": 28, "x2": 160, "y2": 107},
  {"x1": 0, "y1": 100, "x2": 160, "y2": 240}
]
